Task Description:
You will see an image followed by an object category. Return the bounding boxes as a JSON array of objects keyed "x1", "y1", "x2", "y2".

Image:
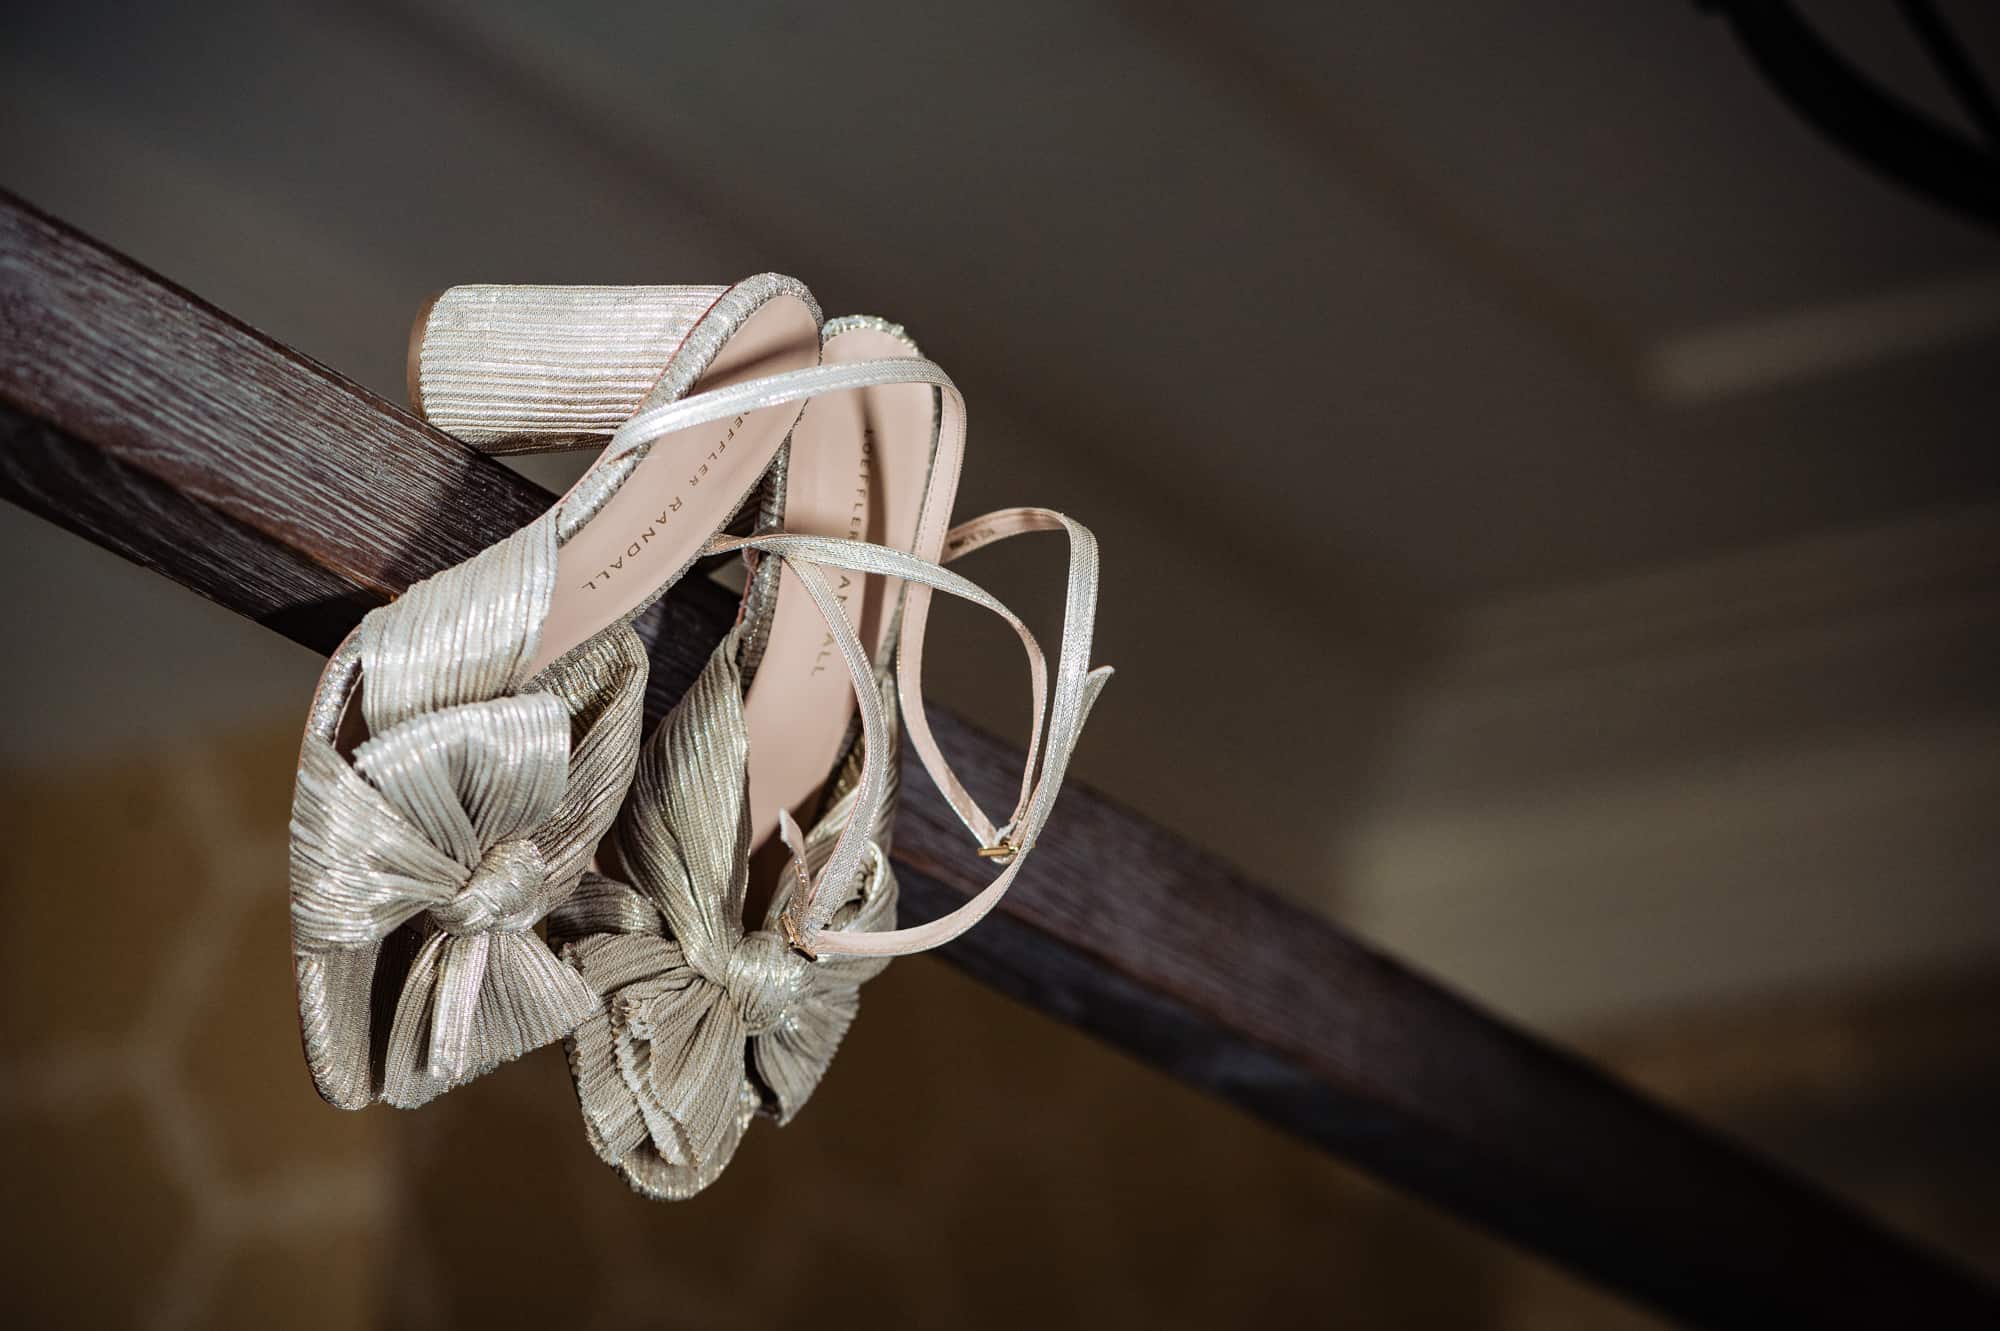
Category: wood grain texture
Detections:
[{"x1": 3, "y1": 190, "x2": 1994, "y2": 1328}]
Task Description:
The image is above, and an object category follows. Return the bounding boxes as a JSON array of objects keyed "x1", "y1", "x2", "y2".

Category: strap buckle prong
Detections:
[
  {"x1": 780, "y1": 911, "x2": 818, "y2": 961},
  {"x1": 976, "y1": 835, "x2": 1019, "y2": 863}
]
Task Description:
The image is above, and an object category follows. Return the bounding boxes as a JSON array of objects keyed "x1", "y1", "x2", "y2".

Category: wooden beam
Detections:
[{"x1": 4, "y1": 191, "x2": 1994, "y2": 1329}]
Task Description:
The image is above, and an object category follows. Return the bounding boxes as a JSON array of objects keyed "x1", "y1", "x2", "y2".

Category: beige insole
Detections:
[
  {"x1": 742, "y1": 328, "x2": 935, "y2": 857},
  {"x1": 527, "y1": 296, "x2": 821, "y2": 678}
]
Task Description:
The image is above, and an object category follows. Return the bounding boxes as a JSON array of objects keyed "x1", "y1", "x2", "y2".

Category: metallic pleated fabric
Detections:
[
  {"x1": 546, "y1": 625, "x2": 900, "y2": 1200},
  {"x1": 292, "y1": 610, "x2": 646, "y2": 1109}
]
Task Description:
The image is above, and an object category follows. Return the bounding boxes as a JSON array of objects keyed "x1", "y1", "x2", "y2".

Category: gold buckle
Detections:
[
  {"x1": 976, "y1": 835, "x2": 1019, "y2": 863},
  {"x1": 780, "y1": 912, "x2": 818, "y2": 961}
]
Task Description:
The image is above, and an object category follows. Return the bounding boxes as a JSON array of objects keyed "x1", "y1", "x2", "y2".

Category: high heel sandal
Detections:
[
  {"x1": 288, "y1": 278, "x2": 938, "y2": 1109},
  {"x1": 443, "y1": 300, "x2": 1112, "y2": 1195}
]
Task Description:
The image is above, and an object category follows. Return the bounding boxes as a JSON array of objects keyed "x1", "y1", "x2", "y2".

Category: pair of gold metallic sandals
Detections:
[{"x1": 287, "y1": 277, "x2": 1110, "y2": 1198}]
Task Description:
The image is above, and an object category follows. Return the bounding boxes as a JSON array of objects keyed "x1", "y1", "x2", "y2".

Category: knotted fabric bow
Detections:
[
  {"x1": 548, "y1": 621, "x2": 898, "y2": 1199},
  {"x1": 290, "y1": 524, "x2": 646, "y2": 1109}
]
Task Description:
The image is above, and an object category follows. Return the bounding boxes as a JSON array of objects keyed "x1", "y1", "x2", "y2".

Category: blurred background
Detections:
[{"x1": 3, "y1": 1, "x2": 1998, "y2": 1327}]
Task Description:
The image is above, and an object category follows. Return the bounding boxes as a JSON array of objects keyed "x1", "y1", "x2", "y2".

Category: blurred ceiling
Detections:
[
  {"x1": 2, "y1": 0, "x2": 1996, "y2": 1029},
  {"x1": 393, "y1": 0, "x2": 2000, "y2": 599}
]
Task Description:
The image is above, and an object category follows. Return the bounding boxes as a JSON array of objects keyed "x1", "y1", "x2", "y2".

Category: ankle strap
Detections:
[
  {"x1": 857, "y1": 507, "x2": 1112, "y2": 957},
  {"x1": 711, "y1": 507, "x2": 1111, "y2": 959}
]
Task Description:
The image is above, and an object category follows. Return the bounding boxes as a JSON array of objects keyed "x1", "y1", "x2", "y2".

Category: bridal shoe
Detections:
[
  {"x1": 432, "y1": 296, "x2": 1111, "y2": 1194},
  {"x1": 290, "y1": 282, "x2": 1112, "y2": 1189},
  {"x1": 290, "y1": 277, "x2": 844, "y2": 1109}
]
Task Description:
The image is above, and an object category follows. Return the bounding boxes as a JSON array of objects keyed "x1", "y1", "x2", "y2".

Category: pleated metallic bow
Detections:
[
  {"x1": 290, "y1": 525, "x2": 647, "y2": 1109},
  {"x1": 548, "y1": 624, "x2": 898, "y2": 1199}
]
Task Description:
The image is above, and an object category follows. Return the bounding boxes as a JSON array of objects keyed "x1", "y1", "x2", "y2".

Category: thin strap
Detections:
[
  {"x1": 846, "y1": 508, "x2": 1110, "y2": 957},
  {"x1": 704, "y1": 527, "x2": 1055, "y2": 945},
  {"x1": 712, "y1": 528, "x2": 1051, "y2": 838},
  {"x1": 711, "y1": 507, "x2": 1111, "y2": 958},
  {"x1": 605, "y1": 358, "x2": 947, "y2": 462}
]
